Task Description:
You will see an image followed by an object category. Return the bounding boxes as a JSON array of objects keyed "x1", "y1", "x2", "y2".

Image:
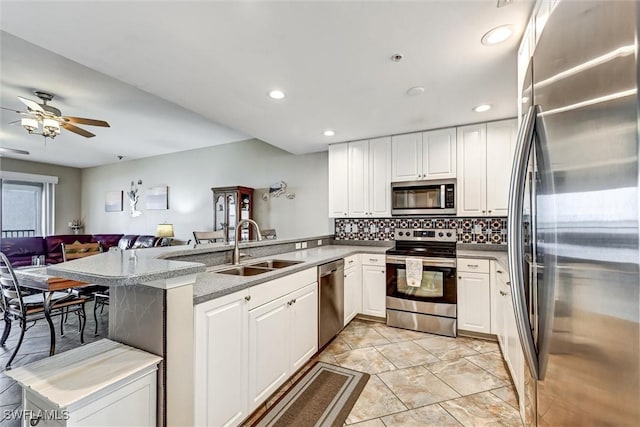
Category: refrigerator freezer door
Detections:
[{"x1": 530, "y1": 1, "x2": 639, "y2": 426}]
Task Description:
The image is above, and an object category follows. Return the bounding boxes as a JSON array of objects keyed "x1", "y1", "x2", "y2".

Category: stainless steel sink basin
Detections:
[
  {"x1": 249, "y1": 259, "x2": 303, "y2": 269},
  {"x1": 215, "y1": 266, "x2": 274, "y2": 276}
]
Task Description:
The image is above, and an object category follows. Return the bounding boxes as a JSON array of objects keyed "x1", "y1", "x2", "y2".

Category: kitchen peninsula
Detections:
[{"x1": 39, "y1": 236, "x2": 390, "y2": 426}]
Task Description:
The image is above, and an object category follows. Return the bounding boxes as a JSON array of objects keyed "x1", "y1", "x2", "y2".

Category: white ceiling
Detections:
[{"x1": 0, "y1": 0, "x2": 534, "y2": 168}]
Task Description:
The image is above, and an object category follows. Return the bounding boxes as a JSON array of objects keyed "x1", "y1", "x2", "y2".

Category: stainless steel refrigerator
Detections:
[{"x1": 508, "y1": 1, "x2": 639, "y2": 426}]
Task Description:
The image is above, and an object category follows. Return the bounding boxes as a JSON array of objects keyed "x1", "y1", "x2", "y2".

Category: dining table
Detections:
[{"x1": 12, "y1": 266, "x2": 91, "y2": 356}]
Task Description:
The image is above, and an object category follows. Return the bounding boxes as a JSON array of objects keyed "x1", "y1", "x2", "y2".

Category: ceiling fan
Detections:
[{"x1": 1, "y1": 91, "x2": 110, "y2": 139}]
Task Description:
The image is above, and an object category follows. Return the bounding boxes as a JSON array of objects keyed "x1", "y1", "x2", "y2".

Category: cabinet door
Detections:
[
  {"x1": 457, "y1": 272, "x2": 491, "y2": 334},
  {"x1": 328, "y1": 143, "x2": 349, "y2": 217},
  {"x1": 369, "y1": 137, "x2": 392, "y2": 217},
  {"x1": 194, "y1": 290, "x2": 249, "y2": 427},
  {"x1": 248, "y1": 296, "x2": 290, "y2": 409},
  {"x1": 289, "y1": 282, "x2": 318, "y2": 372},
  {"x1": 423, "y1": 128, "x2": 456, "y2": 179},
  {"x1": 348, "y1": 140, "x2": 370, "y2": 217},
  {"x1": 457, "y1": 124, "x2": 487, "y2": 216},
  {"x1": 361, "y1": 265, "x2": 386, "y2": 318},
  {"x1": 343, "y1": 266, "x2": 362, "y2": 326},
  {"x1": 486, "y1": 119, "x2": 518, "y2": 216},
  {"x1": 391, "y1": 132, "x2": 422, "y2": 182}
]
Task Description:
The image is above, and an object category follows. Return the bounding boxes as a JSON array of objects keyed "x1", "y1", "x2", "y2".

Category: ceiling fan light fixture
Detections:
[
  {"x1": 43, "y1": 118, "x2": 60, "y2": 138},
  {"x1": 21, "y1": 118, "x2": 38, "y2": 132}
]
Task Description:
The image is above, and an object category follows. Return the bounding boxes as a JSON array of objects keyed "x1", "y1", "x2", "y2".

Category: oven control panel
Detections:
[{"x1": 394, "y1": 228, "x2": 457, "y2": 242}]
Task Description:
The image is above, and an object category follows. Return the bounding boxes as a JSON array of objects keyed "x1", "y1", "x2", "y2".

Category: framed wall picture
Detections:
[
  {"x1": 146, "y1": 185, "x2": 169, "y2": 210},
  {"x1": 105, "y1": 190, "x2": 123, "y2": 212}
]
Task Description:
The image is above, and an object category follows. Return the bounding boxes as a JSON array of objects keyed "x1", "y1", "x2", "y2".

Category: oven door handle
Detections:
[{"x1": 386, "y1": 256, "x2": 456, "y2": 268}]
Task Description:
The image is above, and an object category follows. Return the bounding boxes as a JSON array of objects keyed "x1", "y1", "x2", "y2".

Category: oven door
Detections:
[{"x1": 386, "y1": 256, "x2": 457, "y2": 304}]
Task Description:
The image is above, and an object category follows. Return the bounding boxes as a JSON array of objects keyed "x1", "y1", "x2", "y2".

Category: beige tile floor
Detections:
[{"x1": 248, "y1": 318, "x2": 523, "y2": 426}]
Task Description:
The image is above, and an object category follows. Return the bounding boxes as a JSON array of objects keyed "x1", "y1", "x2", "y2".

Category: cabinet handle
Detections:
[
  {"x1": 496, "y1": 270, "x2": 503, "y2": 274},
  {"x1": 500, "y1": 290, "x2": 507, "y2": 296},
  {"x1": 344, "y1": 274, "x2": 347, "y2": 278},
  {"x1": 467, "y1": 264, "x2": 479, "y2": 268},
  {"x1": 506, "y1": 281, "x2": 511, "y2": 286},
  {"x1": 287, "y1": 300, "x2": 292, "y2": 306},
  {"x1": 369, "y1": 258, "x2": 378, "y2": 262},
  {"x1": 348, "y1": 260, "x2": 354, "y2": 264},
  {"x1": 458, "y1": 276, "x2": 462, "y2": 279},
  {"x1": 292, "y1": 298, "x2": 297, "y2": 304},
  {"x1": 245, "y1": 295, "x2": 251, "y2": 301}
]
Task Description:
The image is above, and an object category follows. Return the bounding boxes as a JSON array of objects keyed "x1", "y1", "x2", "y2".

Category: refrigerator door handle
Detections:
[{"x1": 508, "y1": 104, "x2": 540, "y2": 380}]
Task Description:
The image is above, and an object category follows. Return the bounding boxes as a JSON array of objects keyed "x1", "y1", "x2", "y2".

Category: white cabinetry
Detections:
[
  {"x1": 194, "y1": 290, "x2": 249, "y2": 427},
  {"x1": 328, "y1": 143, "x2": 349, "y2": 217},
  {"x1": 248, "y1": 274, "x2": 317, "y2": 409},
  {"x1": 361, "y1": 254, "x2": 386, "y2": 318},
  {"x1": 491, "y1": 261, "x2": 524, "y2": 411},
  {"x1": 348, "y1": 137, "x2": 391, "y2": 217},
  {"x1": 343, "y1": 254, "x2": 362, "y2": 325},
  {"x1": 391, "y1": 128, "x2": 456, "y2": 182},
  {"x1": 457, "y1": 120, "x2": 517, "y2": 217},
  {"x1": 457, "y1": 258, "x2": 491, "y2": 334},
  {"x1": 195, "y1": 268, "x2": 318, "y2": 420}
]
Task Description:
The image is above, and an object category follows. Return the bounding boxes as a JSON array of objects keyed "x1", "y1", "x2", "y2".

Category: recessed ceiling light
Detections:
[
  {"x1": 268, "y1": 89, "x2": 285, "y2": 100},
  {"x1": 407, "y1": 86, "x2": 425, "y2": 96},
  {"x1": 473, "y1": 104, "x2": 492, "y2": 112},
  {"x1": 481, "y1": 25, "x2": 513, "y2": 45},
  {"x1": 323, "y1": 129, "x2": 335, "y2": 137}
]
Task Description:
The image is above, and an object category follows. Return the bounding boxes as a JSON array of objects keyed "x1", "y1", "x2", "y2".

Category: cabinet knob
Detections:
[
  {"x1": 500, "y1": 290, "x2": 507, "y2": 296},
  {"x1": 458, "y1": 276, "x2": 462, "y2": 279},
  {"x1": 245, "y1": 295, "x2": 251, "y2": 301},
  {"x1": 488, "y1": 210, "x2": 492, "y2": 214},
  {"x1": 506, "y1": 281, "x2": 511, "y2": 286},
  {"x1": 482, "y1": 210, "x2": 486, "y2": 214}
]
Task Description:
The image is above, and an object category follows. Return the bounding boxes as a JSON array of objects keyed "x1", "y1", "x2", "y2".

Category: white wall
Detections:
[
  {"x1": 80, "y1": 139, "x2": 330, "y2": 241},
  {"x1": 0, "y1": 157, "x2": 82, "y2": 235}
]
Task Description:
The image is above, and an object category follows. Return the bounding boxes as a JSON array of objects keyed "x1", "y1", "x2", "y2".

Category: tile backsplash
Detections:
[{"x1": 334, "y1": 217, "x2": 508, "y2": 244}]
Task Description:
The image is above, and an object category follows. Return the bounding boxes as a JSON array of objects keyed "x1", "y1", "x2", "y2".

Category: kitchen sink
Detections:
[
  {"x1": 249, "y1": 259, "x2": 303, "y2": 269},
  {"x1": 215, "y1": 266, "x2": 275, "y2": 276}
]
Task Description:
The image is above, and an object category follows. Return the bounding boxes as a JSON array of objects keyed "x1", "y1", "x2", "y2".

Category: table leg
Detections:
[{"x1": 43, "y1": 291, "x2": 56, "y2": 356}]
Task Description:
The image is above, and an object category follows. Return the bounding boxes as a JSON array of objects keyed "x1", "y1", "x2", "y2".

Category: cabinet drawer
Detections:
[
  {"x1": 249, "y1": 268, "x2": 316, "y2": 309},
  {"x1": 344, "y1": 254, "x2": 360, "y2": 270},
  {"x1": 457, "y1": 258, "x2": 490, "y2": 273},
  {"x1": 362, "y1": 254, "x2": 385, "y2": 266}
]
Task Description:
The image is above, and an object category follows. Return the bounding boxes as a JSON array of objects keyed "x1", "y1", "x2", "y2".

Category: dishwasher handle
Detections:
[{"x1": 318, "y1": 259, "x2": 345, "y2": 277}]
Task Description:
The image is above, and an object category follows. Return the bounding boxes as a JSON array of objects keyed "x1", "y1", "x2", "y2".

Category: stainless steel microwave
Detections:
[{"x1": 391, "y1": 179, "x2": 456, "y2": 215}]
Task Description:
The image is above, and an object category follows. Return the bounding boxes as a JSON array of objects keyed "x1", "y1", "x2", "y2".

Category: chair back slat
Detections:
[
  {"x1": 0, "y1": 252, "x2": 23, "y2": 314},
  {"x1": 62, "y1": 241, "x2": 103, "y2": 262},
  {"x1": 193, "y1": 230, "x2": 225, "y2": 244}
]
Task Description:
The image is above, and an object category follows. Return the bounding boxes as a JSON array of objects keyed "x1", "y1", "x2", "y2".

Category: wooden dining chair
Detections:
[
  {"x1": 193, "y1": 230, "x2": 226, "y2": 244},
  {"x1": 61, "y1": 241, "x2": 110, "y2": 336},
  {"x1": 0, "y1": 252, "x2": 88, "y2": 370}
]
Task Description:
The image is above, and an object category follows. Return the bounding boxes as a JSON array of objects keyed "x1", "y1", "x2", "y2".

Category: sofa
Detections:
[{"x1": 1, "y1": 234, "x2": 162, "y2": 267}]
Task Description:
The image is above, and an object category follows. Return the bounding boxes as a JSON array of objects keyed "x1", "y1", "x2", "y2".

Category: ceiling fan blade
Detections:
[
  {"x1": 61, "y1": 122, "x2": 95, "y2": 138},
  {"x1": 18, "y1": 96, "x2": 45, "y2": 113},
  {"x1": 0, "y1": 147, "x2": 30, "y2": 155},
  {"x1": 1, "y1": 106, "x2": 27, "y2": 114},
  {"x1": 63, "y1": 117, "x2": 110, "y2": 127},
  {"x1": 8, "y1": 120, "x2": 20, "y2": 125}
]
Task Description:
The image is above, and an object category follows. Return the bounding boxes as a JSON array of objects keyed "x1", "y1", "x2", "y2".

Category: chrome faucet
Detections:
[{"x1": 233, "y1": 219, "x2": 263, "y2": 265}]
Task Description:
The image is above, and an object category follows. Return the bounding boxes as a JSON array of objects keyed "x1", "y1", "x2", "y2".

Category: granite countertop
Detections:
[
  {"x1": 456, "y1": 243, "x2": 509, "y2": 272},
  {"x1": 193, "y1": 245, "x2": 388, "y2": 305}
]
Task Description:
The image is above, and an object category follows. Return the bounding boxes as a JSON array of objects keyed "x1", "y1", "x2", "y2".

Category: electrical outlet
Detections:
[
  {"x1": 295, "y1": 242, "x2": 302, "y2": 249},
  {"x1": 317, "y1": 240, "x2": 322, "y2": 246},
  {"x1": 302, "y1": 242, "x2": 308, "y2": 249}
]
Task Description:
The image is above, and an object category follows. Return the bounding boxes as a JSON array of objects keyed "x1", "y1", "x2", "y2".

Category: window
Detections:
[{"x1": 0, "y1": 172, "x2": 57, "y2": 237}]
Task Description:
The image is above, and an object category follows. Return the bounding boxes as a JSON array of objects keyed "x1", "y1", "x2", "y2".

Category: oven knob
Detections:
[
  {"x1": 398, "y1": 231, "x2": 404, "y2": 236},
  {"x1": 446, "y1": 232, "x2": 452, "y2": 237},
  {"x1": 438, "y1": 232, "x2": 444, "y2": 237}
]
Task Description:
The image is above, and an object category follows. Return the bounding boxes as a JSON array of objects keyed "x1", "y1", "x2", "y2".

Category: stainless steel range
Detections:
[{"x1": 386, "y1": 228, "x2": 457, "y2": 337}]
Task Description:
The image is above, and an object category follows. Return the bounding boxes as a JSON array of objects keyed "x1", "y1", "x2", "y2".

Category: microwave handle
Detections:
[{"x1": 441, "y1": 184, "x2": 445, "y2": 200}]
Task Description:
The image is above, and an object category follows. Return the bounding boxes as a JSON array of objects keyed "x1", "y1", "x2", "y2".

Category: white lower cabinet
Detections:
[
  {"x1": 457, "y1": 258, "x2": 491, "y2": 334},
  {"x1": 194, "y1": 290, "x2": 249, "y2": 427},
  {"x1": 343, "y1": 255, "x2": 362, "y2": 325},
  {"x1": 194, "y1": 268, "x2": 318, "y2": 424},
  {"x1": 361, "y1": 254, "x2": 386, "y2": 318}
]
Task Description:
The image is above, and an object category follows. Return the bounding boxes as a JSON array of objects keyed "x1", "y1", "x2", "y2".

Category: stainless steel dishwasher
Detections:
[{"x1": 318, "y1": 259, "x2": 345, "y2": 349}]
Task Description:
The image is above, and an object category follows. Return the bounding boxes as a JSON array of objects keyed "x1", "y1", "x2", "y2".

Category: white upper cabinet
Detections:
[
  {"x1": 423, "y1": 128, "x2": 457, "y2": 179},
  {"x1": 457, "y1": 120, "x2": 517, "y2": 217},
  {"x1": 391, "y1": 132, "x2": 422, "y2": 181},
  {"x1": 347, "y1": 137, "x2": 391, "y2": 217},
  {"x1": 457, "y1": 124, "x2": 487, "y2": 216},
  {"x1": 328, "y1": 143, "x2": 349, "y2": 217},
  {"x1": 391, "y1": 129, "x2": 456, "y2": 182},
  {"x1": 486, "y1": 119, "x2": 518, "y2": 216}
]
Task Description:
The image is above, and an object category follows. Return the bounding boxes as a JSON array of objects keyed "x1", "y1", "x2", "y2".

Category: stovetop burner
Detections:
[{"x1": 387, "y1": 228, "x2": 457, "y2": 258}]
